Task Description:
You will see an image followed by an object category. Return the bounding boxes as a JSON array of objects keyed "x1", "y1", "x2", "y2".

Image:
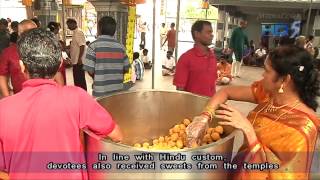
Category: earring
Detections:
[{"x1": 278, "y1": 84, "x2": 284, "y2": 93}]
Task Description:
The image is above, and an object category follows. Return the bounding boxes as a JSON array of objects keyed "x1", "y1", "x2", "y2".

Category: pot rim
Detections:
[{"x1": 96, "y1": 89, "x2": 210, "y2": 102}]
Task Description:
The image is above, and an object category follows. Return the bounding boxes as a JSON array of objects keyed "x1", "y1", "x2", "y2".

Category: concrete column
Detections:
[
  {"x1": 88, "y1": 0, "x2": 133, "y2": 88},
  {"x1": 88, "y1": 1, "x2": 128, "y2": 45},
  {"x1": 33, "y1": 0, "x2": 59, "y2": 28},
  {"x1": 224, "y1": 11, "x2": 229, "y2": 47}
]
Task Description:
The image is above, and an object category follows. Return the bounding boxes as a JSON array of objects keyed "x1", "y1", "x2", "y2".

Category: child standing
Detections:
[{"x1": 133, "y1": 52, "x2": 144, "y2": 80}]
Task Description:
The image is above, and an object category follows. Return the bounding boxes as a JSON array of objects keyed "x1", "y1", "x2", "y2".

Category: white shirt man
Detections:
[
  {"x1": 160, "y1": 23, "x2": 167, "y2": 49},
  {"x1": 67, "y1": 19, "x2": 87, "y2": 90},
  {"x1": 162, "y1": 52, "x2": 176, "y2": 76},
  {"x1": 160, "y1": 25, "x2": 167, "y2": 37},
  {"x1": 70, "y1": 29, "x2": 86, "y2": 65},
  {"x1": 255, "y1": 48, "x2": 267, "y2": 57}
]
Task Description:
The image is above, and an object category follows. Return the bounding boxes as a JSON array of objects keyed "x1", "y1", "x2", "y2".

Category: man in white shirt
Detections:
[
  {"x1": 255, "y1": 47, "x2": 266, "y2": 57},
  {"x1": 254, "y1": 46, "x2": 267, "y2": 67},
  {"x1": 140, "y1": 22, "x2": 147, "y2": 47},
  {"x1": 67, "y1": 18, "x2": 87, "y2": 90},
  {"x1": 162, "y1": 51, "x2": 176, "y2": 76},
  {"x1": 160, "y1": 23, "x2": 167, "y2": 50}
]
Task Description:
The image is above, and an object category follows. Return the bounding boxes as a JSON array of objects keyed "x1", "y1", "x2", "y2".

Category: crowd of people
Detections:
[{"x1": 0, "y1": 16, "x2": 124, "y2": 180}]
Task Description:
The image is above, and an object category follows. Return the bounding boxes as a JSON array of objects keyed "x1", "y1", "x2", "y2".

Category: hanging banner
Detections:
[
  {"x1": 160, "y1": 0, "x2": 166, "y2": 16},
  {"x1": 120, "y1": 0, "x2": 146, "y2": 6},
  {"x1": 123, "y1": 5, "x2": 136, "y2": 84},
  {"x1": 182, "y1": 1, "x2": 218, "y2": 20}
]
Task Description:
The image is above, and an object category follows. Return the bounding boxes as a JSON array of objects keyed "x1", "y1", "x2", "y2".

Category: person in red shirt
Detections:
[
  {"x1": 0, "y1": 20, "x2": 65, "y2": 97},
  {"x1": 162, "y1": 22, "x2": 176, "y2": 53},
  {"x1": 0, "y1": 38, "x2": 25, "y2": 95},
  {"x1": 173, "y1": 20, "x2": 217, "y2": 97},
  {"x1": 0, "y1": 20, "x2": 36, "y2": 97},
  {"x1": 0, "y1": 28, "x2": 123, "y2": 180}
]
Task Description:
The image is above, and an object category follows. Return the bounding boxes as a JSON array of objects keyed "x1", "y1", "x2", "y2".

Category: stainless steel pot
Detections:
[{"x1": 85, "y1": 90, "x2": 243, "y2": 180}]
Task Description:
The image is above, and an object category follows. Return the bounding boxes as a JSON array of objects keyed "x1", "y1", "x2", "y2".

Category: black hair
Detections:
[
  {"x1": 133, "y1": 52, "x2": 139, "y2": 60},
  {"x1": 10, "y1": 32, "x2": 18, "y2": 43},
  {"x1": 143, "y1": 49, "x2": 148, "y2": 55},
  {"x1": 18, "y1": 28, "x2": 61, "y2": 79},
  {"x1": 10, "y1": 21, "x2": 19, "y2": 31},
  {"x1": 220, "y1": 54, "x2": 229, "y2": 60},
  {"x1": 167, "y1": 51, "x2": 173, "y2": 55},
  {"x1": 268, "y1": 45, "x2": 320, "y2": 111},
  {"x1": 98, "y1": 16, "x2": 116, "y2": 36},
  {"x1": 31, "y1": 17, "x2": 41, "y2": 28},
  {"x1": 59, "y1": 40, "x2": 66, "y2": 49},
  {"x1": 191, "y1": 20, "x2": 212, "y2": 40},
  {"x1": 170, "y1": 23, "x2": 175, "y2": 28},
  {"x1": 66, "y1": 18, "x2": 77, "y2": 25},
  {"x1": 0, "y1": 18, "x2": 8, "y2": 27},
  {"x1": 308, "y1": 35, "x2": 314, "y2": 42},
  {"x1": 47, "y1": 21, "x2": 59, "y2": 32},
  {"x1": 139, "y1": 44, "x2": 145, "y2": 50}
]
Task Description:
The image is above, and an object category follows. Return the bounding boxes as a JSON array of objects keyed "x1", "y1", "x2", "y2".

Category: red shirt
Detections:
[
  {"x1": 0, "y1": 79, "x2": 115, "y2": 179},
  {"x1": 0, "y1": 44, "x2": 66, "y2": 93},
  {"x1": 173, "y1": 45, "x2": 217, "y2": 97},
  {"x1": 0, "y1": 43, "x2": 27, "y2": 93},
  {"x1": 59, "y1": 62, "x2": 66, "y2": 84},
  {"x1": 167, "y1": 29, "x2": 176, "y2": 48}
]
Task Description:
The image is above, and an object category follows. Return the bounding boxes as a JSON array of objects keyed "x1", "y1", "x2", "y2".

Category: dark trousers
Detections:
[
  {"x1": 168, "y1": 47, "x2": 175, "y2": 54},
  {"x1": 144, "y1": 62, "x2": 152, "y2": 69},
  {"x1": 140, "y1": 32, "x2": 146, "y2": 46},
  {"x1": 73, "y1": 64, "x2": 87, "y2": 91}
]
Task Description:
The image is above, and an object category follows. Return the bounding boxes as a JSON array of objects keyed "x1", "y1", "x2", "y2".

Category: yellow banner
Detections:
[{"x1": 123, "y1": 6, "x2": 136, "y2": 83}]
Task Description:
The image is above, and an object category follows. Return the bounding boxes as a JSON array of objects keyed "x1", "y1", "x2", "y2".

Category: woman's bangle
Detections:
[
  {"x1": 201, "y1": 111, "x2": 215, "y2": 123},
  {"x1": 201, "y1": 106, "x2": 215, "y2": 122},
  {"x1": 201, "y1": 111, "x2": 212, "y2": 121},
  {"x1": 248, "y1": 140, "x2": 261, "y2": 151}
]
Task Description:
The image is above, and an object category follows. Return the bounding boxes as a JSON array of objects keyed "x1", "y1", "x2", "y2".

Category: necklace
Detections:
[
  {"x1": 252, "y1": 99, "x2": 301, "y2": 130},
  {"x1": 264, "y1": 99, "x2": 293, "y2": 113}
]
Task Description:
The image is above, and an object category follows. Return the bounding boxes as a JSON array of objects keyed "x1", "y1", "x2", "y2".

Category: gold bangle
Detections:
[
  {"x1": 203, "y1": 106, "x2": 215, "y2": 117},
  {"x1": 204, "y1": 105, "x2": 215, "y2": 113},
  {"x1": 201, "y1": 111, "x2": 212, "y2": 121}
]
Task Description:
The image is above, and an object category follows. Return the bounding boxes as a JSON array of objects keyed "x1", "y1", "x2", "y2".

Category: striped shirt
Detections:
[
  {"x1": 134, "y1": 58, "x2": 144, "y2": 80},
  {"x1": 83, "y1": 35, "x2": 130, "y2": 97}
]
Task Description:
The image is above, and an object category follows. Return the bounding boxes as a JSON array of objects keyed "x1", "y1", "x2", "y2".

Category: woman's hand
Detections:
[
  {"x1": 0, "y1": 171, "x2": 9, "y2": 180},
  {"x1": 214, "y1": 104, "x2": 257, "y2": 145},
  {"x1": 186, "y1": 115, "x2": 209, "y2": 147}
]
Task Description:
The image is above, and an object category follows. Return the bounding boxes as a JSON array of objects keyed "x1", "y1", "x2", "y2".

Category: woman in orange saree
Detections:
[{"x1": 186, "y1": 45, "x2": 320, "y2": 180}]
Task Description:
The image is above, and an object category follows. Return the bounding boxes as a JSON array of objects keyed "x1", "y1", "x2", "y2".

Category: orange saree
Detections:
[{"x1": 236, "y1": 81, "x2": 319, "y2": 180}]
